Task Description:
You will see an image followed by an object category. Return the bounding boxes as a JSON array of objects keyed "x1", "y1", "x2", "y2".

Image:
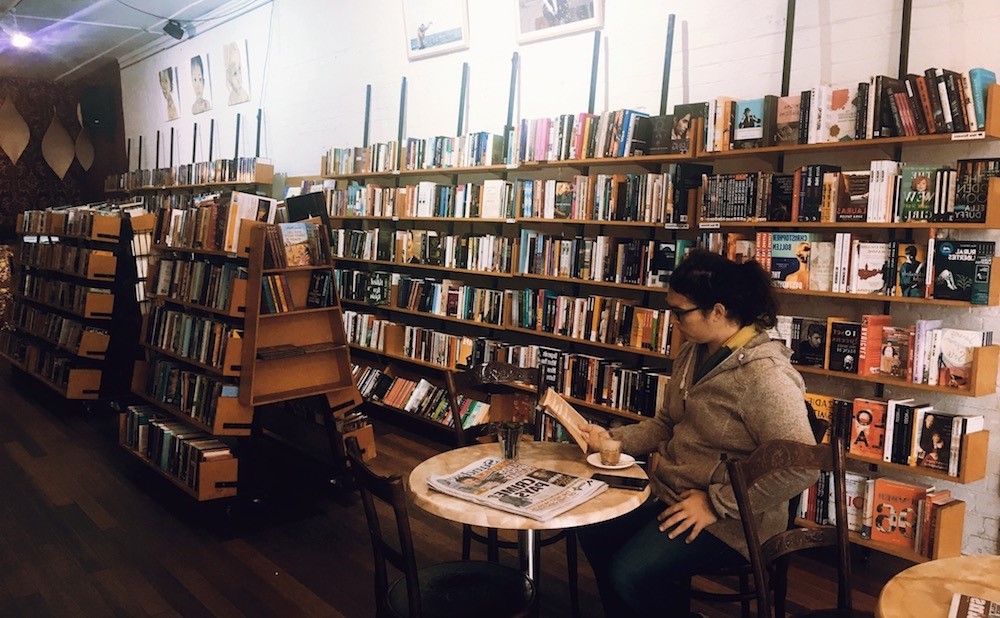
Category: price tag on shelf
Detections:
[
  {"x1": 391, "y1": 216, "x2": 399, "y2": 222},
  {"x1": 700, "y1": 222, "x2": 721, "y2": 229},
  {"x1": 505, "y1": 218, "x2": 516, "y2": 224},
  {"x1": 506, "y1": 162, "x2": 519, "y2": 170},
  {"x1": 951, "y1": 131, "x2": 986, "y2": 141}
]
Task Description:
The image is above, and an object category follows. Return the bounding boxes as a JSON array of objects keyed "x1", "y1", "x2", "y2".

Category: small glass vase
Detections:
[{"x1": 496, "y1": 423, "x2": 524, "y2": 460}]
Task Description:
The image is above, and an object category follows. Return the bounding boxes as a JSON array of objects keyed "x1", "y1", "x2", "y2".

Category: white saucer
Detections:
[{"x1": 587, "y1": 452, "x2": 636, "y2": 470}]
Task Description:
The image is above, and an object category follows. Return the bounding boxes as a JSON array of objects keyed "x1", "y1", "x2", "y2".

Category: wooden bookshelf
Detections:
[{"x1": 848, "y1": 430, "x2": 990, "y2": 484}]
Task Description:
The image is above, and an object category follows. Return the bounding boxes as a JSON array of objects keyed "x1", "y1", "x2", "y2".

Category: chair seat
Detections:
[{"x1": 386, "y1": 560, "x2": 535, "y2": 618}]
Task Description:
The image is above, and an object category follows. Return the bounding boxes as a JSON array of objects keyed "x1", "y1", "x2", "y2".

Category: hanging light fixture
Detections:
[{"x1": 1, "y1": 8, "x2": 32, "y2": 49}]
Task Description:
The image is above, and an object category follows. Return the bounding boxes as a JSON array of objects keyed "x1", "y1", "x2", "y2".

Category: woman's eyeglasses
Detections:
[{"x1": 666, "y1": 305, "x2": 702, "y2": 319}]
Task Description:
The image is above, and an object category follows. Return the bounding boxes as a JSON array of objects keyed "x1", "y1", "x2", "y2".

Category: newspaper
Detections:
[{"x1": 428, "y1": 456, "x2": 608, "y2": 521}]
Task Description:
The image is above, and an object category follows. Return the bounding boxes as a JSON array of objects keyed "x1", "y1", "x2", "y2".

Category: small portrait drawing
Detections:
[
  {"x1": 190, "y1": 54, "x2": 213, "y2": 115},
  {"x1": 158, "y1": 67, "x2": 179, "y2": 121},
  {"x1": 223, "y1": 41, "x2": 250, "y2": 106}
]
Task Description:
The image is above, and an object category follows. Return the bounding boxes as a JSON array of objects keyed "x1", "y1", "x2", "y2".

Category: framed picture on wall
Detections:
[
  {"x1": 188, "y1": 53, "x2": 213, "y2": 115},
  {"x1": 516, "y1": 0, "x2": 603, "y2": 44},
  {"x1": 157, "y1": 66, "x2": 180, "y2": 122},
  {"x1": 401, "y1": 0, "x2": 470, "y2": 60},
  {"x1": 222, "y1": 40, "x2": 251, "y2": 106}
]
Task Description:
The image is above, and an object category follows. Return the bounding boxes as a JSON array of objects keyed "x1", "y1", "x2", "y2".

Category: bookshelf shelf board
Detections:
[
  {"x1": 519, "y1": 218, "x2": 665, "y2": 228},
  {"x1": 262, "y1": 264, "x2": 335, "y2": 274},
  {"x1": 128, "y1": 179, "x2": 270, "y2": 192},
  {"x1": 504, "y1": 325, "x2": 672, "y2": 360},
  {"x1": 699, "y1": 130, "x2": 999, "y2": 161},
  {"x1": 148, "y1": 294, "x2": 246, "y2": 320},
  {"x1": 140, "y1": 344, "x2": 240, "y2": 377},
  {"x1": 774, "y1": 287, "x2": 998, "y2": 307},
  {"x1": 697, "y1": 220, "x2": 999, "y2": 230},
  {"x1": 507, "y1": 382, "x2": 646, "y2": 422},
  {"x1": 794, "y1": 518, "x2": 930, "y2": 563},
  {"x1": 848, "y1": 430, "x2": 989, "y2": 484},
  {"x1": 152, "y1": 243, "x2": 248, "y2": 259},
  {"x1": 328, "y1": 215, "x2": 513, "y2": 224},
  {"x1": 10, "y1": 325, "x2": 108, "y2": 361},
  {"x1": 349, "y1": 343, "x2": 456, "y2": 371},
  {"x1": 19, "y1": 262, "x2": 117, "y2": 285},
  {"x1": 324, "y1": 163, "x2": 510, "y2": 180},
  {"x1": 250, "y1": 383, "x2": 357, "y2": 407},
  {"x1": 365, "y1": 397, "x2": 456, "y2": 430},
  {"x1": 341, "y1": 299, "x2": 505, "y2": 330},
  {"x1": 258, "y1": 306, "x2": 342, "y2": 320},
  {"x1": 515, "y1": 273, "x2": 667, "y2": 293},
  {"x1": 333, "y1": 256, "x2": 514, "y2": 278},
  {"x1": 796, "y1": 344, "x2": 999, "y2": 398},
  {"x1": 19, "y1": 296, "x2": 114, "y2": 322}
]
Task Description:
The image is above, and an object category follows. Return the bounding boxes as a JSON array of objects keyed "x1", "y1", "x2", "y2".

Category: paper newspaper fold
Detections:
[
  {"x1": 427, "y1": 456, "x2": 608, "y2": 521},
  {"x1": 539, "y1": 387, "x2": 589, "y2": 453}
]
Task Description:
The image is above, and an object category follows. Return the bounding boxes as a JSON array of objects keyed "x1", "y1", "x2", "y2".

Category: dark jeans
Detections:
[{"x1": 577, "y1": 498, "x2": 746, "y2": 617}]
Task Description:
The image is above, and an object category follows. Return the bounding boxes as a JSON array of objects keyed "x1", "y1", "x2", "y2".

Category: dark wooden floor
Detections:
[{"x1": 0, "y1": 366, "x2": 912, "y2": 617}]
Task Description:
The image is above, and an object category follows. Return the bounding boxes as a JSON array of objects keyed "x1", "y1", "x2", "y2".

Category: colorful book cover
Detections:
[
  {"x1": 870, "y1": 478, "x2": 930, "y2": 547},
  {"x1": 932, "y1": 240, "x2": 996, "y2": 301},
  {"x1": 850, "y1": 240, "x2": 891, "y2": 294},
  {"x1": 915, "y1": 410, "x2": 955, "y2": 472},
  {"x1": 953, "y1": 157, "x2": 1000, "y2": 223},
  {"x1": 937, "y1": 328, "x2": 990, "y2": 389},
  {"x1": 774, "y1": 95, "x2": 801, "y2": 146},
  {"x1": 966, "y1": 68, "x2": 997, "y2": 130},
  {"x1": 770, "y1": 232, "x2": 818, "y2": 290},
  {"x1": 821, "y1": 83, "x2": 859, "y2": 142},
  {"x1": 898, "y1": 164, "x2": 938, "y2": 221},
  {"x1": 804, "y1": 392, "x2": 835, "y2": 443},
  {"x1": 894, "y1": 241, "x2": 927, "y2": 298},
  {"x1": 849, "y1": 397, "x2": 888, "y2": 459},
  {"x1": 793, "y1": 317, "x2": 827, "y2": 367},
  {"x1": 732, "y1": 98, "x2": 766, "y2": 148},
  {"x1": 835, "y1": 170, "x2": 870, "y2": 222},
  {"x1": 879, "y1": 325, "x2": 912, "y2": 380},
  {"x1": 278, "y1": 222, "x2": 313, "y2": 266},
  {"x1": 671, "y1": 102, "x2": 709, "y2": 154},
  {"x1": 808, "y1": 240, "x2": 835, "y2": 292},
  {"x1": 826, "y1": 318, "x2": 861, "y2": 373}
]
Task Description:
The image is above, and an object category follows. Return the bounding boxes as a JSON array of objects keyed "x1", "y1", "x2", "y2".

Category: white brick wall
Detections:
[{"x1": 120, "y1": 0, "x2": 1000, "y2": 555}]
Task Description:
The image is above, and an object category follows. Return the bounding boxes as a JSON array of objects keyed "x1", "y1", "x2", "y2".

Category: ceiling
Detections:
[{"x1": 0, "y1": 0, "x2": 251, "y2": 82}]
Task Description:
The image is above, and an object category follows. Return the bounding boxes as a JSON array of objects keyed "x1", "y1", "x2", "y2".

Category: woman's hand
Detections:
[
  {"x1": 657, "y1": 489, "x2": 718, "y2": 543},
  {"x1": 577, "y1": 423, "x2": 610, "y2": 453}
]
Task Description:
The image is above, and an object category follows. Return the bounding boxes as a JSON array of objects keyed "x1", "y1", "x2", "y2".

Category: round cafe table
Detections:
[
  {"x1": 408, "y1": 441, "x2": 650, "y2": 583},
  {"x1": 876, "y1": 555, "x2": 1000, "y2": 617}
]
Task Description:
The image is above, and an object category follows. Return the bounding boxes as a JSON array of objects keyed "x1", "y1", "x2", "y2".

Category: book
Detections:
[
  {"x1": 538, "y1": 388, "x2": 588, "y2": 453},
  {"x1": 849, "y1": 397, "x2": 887, "y2": 459},
  {"x1": 826, "y1": 318, "x2": 861, "y2": 373},
  {"x1": 769, "y1": 232, "x2": 818, "y2": 290},
  {"x1": 870, "y1": 477, "x2": 932, "y2": 548},
  {"x1": 426, "y1": 456, "x2": 608, "y2": 521},
  {"x1": 915, "y1": 410, "x2": 955, "y2": 472},
  {"x1": 774, "y1": 94, "x2": 801, "y2": 146},
  {"x1": 645, "y1": 114, "x2": 674, "y2": 155},
  {"x1": 894, "y1": 241, "x2": 927, "y2": 298},
  {"x1": 879, "y1": 325, "x2": 912, "y2": 380},
  {"x1": 849, "y1": 240, "x2": 891, "y2": 294},
  {"x1": 953, "y1": 158, "x2": 1000, "y2": 223},
  {"x1": 858, "y1": 314, "x2": 893, "y2": 376},
  {"x1": 277, "y1": 222, "x2": 313, "y2": 267},
  {"x1": 671, "y1": 102, "x2": 709, "y2": 154},
  {"x1": 937, "y1": 327, "x2": 992, "y2": 389},
  {"x1": 819, "y1": 83, "x2": 859, "y2": 142},
  {"x1": 793, "y1": 317, "x2": 827, "y2": 367},
  {"x1": 967, "y1": 68, "x2": 997, "y2": 131},
  {"x1": 834, "y1": 171, "x2": 870, "y2": 222},
  {"x1": 808, "y1": 241, "x2": 835, "y2": 291},
  {"x1": 804, "y1": 392, "x2": 835, "y2": 443},
  {"x1": 932, "y1": 240, "x2": 996, "y2": 302},
  {"x1": 731, "y1": 97, "x2": 770, "y2": 149},
  {"x1": 948, "y1": 593, "x2": 1000, "y2": 618},
  {"x1": 898, "y1": 164, "x2": 938, "y2": 221}
]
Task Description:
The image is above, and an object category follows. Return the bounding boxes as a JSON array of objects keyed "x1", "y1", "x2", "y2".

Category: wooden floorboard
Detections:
[{"x1": 0, "y1": 365, "x2": 915, "y2": 617}]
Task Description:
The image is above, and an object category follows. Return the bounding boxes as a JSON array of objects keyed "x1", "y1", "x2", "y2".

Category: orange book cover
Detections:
[
  {"x1": 870, "y1": 477, "x2": 932, "y2": 548},
  {"x1": 849, "y1": 397, "x2": 888, "y2": 459},
  {"x1": 857, "y1": 314, "x2": 893, "y2": 375}
]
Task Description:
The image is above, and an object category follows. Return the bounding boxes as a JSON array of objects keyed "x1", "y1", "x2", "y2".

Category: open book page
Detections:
[
  {"x1": 539, "y1": 387, "x2": 589, "y2": 453},
  {"x1": 427, "y1": 457, "x2": 607, "y2": 521}
]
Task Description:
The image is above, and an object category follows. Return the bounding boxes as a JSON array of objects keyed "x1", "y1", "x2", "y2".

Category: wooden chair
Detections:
[
  {"x1": 445, "y1": 361, "x2": 580, "y2": 617},
  {"x1": 682, "y1": 403, "x2": 830, "y2": 617},
  {"x1": 727, "y1": 436, "x2": 873, "y2": 618},
  {"x1": 345, "y1": 437, "x2": 535, "y2": 618}
]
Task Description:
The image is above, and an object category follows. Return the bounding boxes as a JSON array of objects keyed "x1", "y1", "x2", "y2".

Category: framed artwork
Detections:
[
  {"x1": 188, "y1": 53, "x2": 213, "y2": 115},
  {"x1": 222, "y1": 40, "x2": 251, "y2": 106},
  {"x1": 157, "y1": 66, "x2": 180, "y2": 122},
  {"x1": 516, "y1": 0, "x2": 603, "y2": 44},
  {"x1": 401, "y1": 0, "x2": 470, "y2": 60}
]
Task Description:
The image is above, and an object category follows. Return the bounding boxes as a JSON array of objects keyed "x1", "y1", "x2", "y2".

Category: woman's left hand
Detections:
[{"x1": 657, "y1": 489, "x2": 718, "y2": 543}]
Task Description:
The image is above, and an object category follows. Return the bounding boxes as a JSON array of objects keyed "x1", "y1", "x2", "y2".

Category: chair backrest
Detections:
[
  {"x1": 445, "y1": 362, "x2": 544, "y2": 445},
  {"x1": 726, "y1": 436, "x2": 852, "y2": 618},
  {"x1": 346, "y1": 436, "x2": 423, "y2": 617}
]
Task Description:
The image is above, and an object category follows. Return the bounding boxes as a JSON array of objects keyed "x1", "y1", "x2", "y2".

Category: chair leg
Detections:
[
  {"x1": 773, "y1": 558, "x2": 789, "y2": 618},
  {"x1": 738, "y1": 572, "x2": 752, "y2": 618},
  {"x1": 677, "y1": 576, "x2": 693, "y2": 615},
  {"x1": 566, "y1": 531, "x2": 579, "y2": 617},
  {"x1": 462, "y1": 524, "x2": 472, "y2": 560},
  {"x1": 487, "y1": 528, "x2": 500, "y2": 563}
]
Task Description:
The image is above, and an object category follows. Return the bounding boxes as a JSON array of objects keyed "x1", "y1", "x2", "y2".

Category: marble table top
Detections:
[
  {"x1": 408, "y1": 441, "x2": 650, "y2": 531},
  {"x1": 876, "y1": 555, "x2": 1000, "y2": 618}
]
